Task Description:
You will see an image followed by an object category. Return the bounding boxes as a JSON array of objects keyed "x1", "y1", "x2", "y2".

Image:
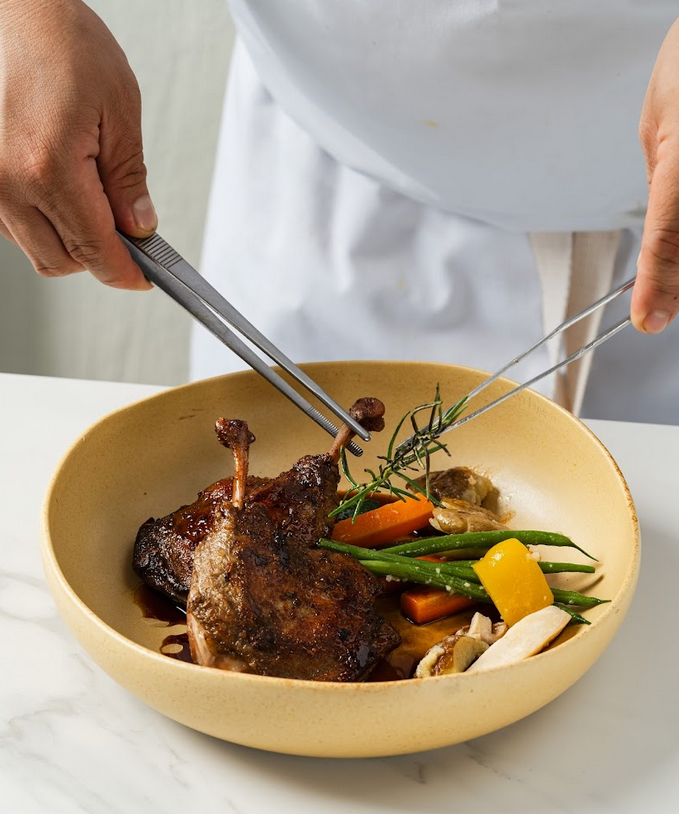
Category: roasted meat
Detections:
[
  {"x1": 186, "y1": 399, "x2": 400, "y2": 681},
  {"x1": 132, "y1": 419, "x2": 269, "y2": 605}
]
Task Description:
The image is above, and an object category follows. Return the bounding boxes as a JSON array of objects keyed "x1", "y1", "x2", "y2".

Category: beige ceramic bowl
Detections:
[{"x1": 41, "y1": 361, "x2": 639, "y2": 758}]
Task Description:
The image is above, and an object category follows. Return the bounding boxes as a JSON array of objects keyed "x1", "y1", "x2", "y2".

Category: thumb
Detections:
[
  {"x1": 634, "y1": 135, "x2": 679, "y2": 333},
  {"x1": 97, "y1": 90, "x2": 158, "y2": 239}
]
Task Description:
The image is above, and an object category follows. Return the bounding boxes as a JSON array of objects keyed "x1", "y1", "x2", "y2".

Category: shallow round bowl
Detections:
[{"x1": 41, "y1": 361, "x2": 639, "y2": 758}]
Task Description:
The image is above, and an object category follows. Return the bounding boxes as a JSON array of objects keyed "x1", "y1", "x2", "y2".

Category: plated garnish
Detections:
[{"x1": 132, "y1": 391, "x2": 607, "y2": 681}]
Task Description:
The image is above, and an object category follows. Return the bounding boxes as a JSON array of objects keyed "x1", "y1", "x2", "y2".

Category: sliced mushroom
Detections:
[
  {"x1": 430, "y1": 498, "x2": 507, "y2": 535},
  {"x1": 415, "y1": 633, "x2": 489, "y2": 677},
  {"x1": 467, "y1": 605, "x2": 571, "y2": 672},
  {"x1": 410, "y1": 467, "x2": 495, "y2": 506},
  {"x1": 464, "y1": 612, "x2": 492, "y2": 642},
  {"x1": 461, "y1": 612, "x2": 508, "y2": 645},
  {"x1": 415, "y1": 642, "x2": 447, "y2": 678}
]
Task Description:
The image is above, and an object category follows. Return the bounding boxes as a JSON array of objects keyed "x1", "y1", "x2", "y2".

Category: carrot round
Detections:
[
  {"x1": 330, "y1": 494, "x2": 434, "y2": 548},
  {"x1": 400, "y1": 586, "x2": 478, "y2": 625}
]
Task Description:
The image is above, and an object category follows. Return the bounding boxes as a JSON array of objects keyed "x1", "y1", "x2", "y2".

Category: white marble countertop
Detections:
[{"x1": 2, "y1": 371, "x2": 678, "y2": 814}]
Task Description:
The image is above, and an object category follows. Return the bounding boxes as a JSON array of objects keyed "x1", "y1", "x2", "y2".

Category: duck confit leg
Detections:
[
  {"x1": 186, "y1": 399, "x2": 400, "y2": 681},
  {"x1": 132, "y1": 420, "x2": 265, "y2": 606}
]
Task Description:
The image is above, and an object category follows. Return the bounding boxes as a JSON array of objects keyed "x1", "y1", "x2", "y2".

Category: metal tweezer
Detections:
[
  {"x1": 117, "y1": 231, "x2": 368, "y2": 457},
  {"x1": 396, "y1": 276, "x2": 636, "y2": 453}
]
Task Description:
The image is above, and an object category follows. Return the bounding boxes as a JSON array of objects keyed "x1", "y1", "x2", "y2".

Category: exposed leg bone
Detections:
[{"x1": 214, "y1": 419, "x2": 255, "y2": 509}]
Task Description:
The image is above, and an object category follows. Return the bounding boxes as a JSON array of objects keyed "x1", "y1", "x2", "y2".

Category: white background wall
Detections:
[{"x1": 0, "y1": 0, "x2": 234, "y2": 385}]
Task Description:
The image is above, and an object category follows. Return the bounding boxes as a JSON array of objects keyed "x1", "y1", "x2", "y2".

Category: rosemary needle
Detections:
[{"x1": 331, "y1": 386, "x2": 467, "y2": 519}]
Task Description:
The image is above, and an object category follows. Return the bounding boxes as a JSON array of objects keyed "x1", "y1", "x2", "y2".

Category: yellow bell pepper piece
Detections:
[{"x1": 472, "y1": 538, "x2": 553, "y2": 627}]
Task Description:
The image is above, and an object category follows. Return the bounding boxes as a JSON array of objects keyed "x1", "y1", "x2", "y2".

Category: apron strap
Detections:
[{"x1": 529, "y1": 230, "x2": 621, "y2": 415}]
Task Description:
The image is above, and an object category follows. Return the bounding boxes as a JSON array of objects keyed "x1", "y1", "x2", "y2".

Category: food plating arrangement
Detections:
[{"x1": 132, "y1": 389, "x2": 606, "y2": 682}]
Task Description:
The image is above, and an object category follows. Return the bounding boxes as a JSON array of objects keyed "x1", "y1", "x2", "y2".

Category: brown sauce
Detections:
[
  {"x1": 133, "y1": 583, "x2": 186, "y2": 626},
  {"x1": 160, "y1": 633, "x2": 193, "y2": 663},
  {"x1": 133, "y1": 583, "x2": 194, "y2": 664},
  {"x1": 366, "y1": 593, "x2": 476, "y2": 681}
]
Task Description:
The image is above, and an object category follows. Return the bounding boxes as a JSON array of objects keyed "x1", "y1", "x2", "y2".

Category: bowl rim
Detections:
[{"x1": 40, "y1": 361, "x2": 641, "y2": 690}]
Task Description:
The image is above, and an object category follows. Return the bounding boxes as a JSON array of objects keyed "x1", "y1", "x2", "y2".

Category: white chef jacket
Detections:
[{"x1": 191, "y1": 1, "x2": 679, "y2": 424}]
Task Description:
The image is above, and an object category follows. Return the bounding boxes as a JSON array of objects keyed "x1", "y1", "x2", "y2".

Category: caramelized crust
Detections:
[
  {"x1": 132, "y1": 475, "x2": 269, "y2": 605},
  {"x1": 187, "y1": 453, "x2": 399, "y2": 680},
  {"x1": 135, "y1": 398, "x2": 399, "y2": 681}
]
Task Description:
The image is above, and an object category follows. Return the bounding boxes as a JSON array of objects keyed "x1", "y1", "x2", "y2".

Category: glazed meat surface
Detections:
[
  {"x1": 132, "y1": 474, "x2": 268, "y2": 606},
  {"x1": 187, "y1": 402, "x2": 400, "y2": 681}
]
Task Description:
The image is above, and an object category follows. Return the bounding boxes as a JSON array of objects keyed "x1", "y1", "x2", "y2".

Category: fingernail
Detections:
[
  {"x1": 642, "y1": 311, "x2": 670, "y2": 334},
  {"x1": 132, "y1": 195, "x2": 158, "y2": 232},
  {"x1": 636, "y1": 251, "x2": 641, "y2": 267}
]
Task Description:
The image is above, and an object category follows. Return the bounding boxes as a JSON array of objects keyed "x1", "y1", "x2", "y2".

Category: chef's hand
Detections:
[
  {"x1": 0, "y1": 0, "x2": 155, "y2": 290},
  {"x1": 637, "y1": 17, "x2": 679, "y2": 332}
]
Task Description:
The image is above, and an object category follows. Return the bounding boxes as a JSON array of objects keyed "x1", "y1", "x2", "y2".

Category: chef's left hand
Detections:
[{"x1": 637, "y1": 17, "x2": 679, "y2": 333}]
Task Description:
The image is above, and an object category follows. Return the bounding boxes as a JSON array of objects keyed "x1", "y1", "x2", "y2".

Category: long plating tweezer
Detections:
[
  {"x1": 118, "y1": 231, "x2": 368, "y2": 457},
  {"x1": 396, "y1": 277, "x2": 636, "y2": 452}
]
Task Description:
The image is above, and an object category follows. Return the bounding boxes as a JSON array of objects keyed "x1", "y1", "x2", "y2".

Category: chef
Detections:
[{"x1": 1, "y1": 1, "x2": 678, "y2": 422}]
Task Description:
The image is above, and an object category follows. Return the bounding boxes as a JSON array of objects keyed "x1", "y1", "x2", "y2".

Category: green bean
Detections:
[
  {"x1": 537, "y1": 561, "x2": 596, "y2": 574},
  {"x1": 381, "y1": 530, "x2": 597, "y2": 560},
  {"x1": 319, "y1": 538, "x2": 607, "y2": 616},
  {"x1": 404, "y1": 560, "x2": 607, "y2": 608},
  {"x1": 449, "y1": 559, "x2": 594, "y2": 575},
  {"x1": 554, "y1": 604, "x2": 591, "y2": 626},
  {"x1": 319, "y1": 539, "x2": 489, "y2": 600},
  {"x1": 550, "y1": 588, "x2": 610, "y2": 608},
  {"x1": 434, "y1": 560, "x2": 596, "y2": 581},
  {"x1": 359, "y1": 557, "x2": 607, "y2": 612},
  {"x1": 358, "y1": 559, "x2": 490, "y2": 602},
  {"x1": 434, "y1": 562, "x2": 482, "y2": 581}
]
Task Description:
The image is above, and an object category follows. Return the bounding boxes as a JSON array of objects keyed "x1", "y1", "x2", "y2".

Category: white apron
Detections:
[{"x1": 191, "y1": 1, "x2": 679, "y2": 424}]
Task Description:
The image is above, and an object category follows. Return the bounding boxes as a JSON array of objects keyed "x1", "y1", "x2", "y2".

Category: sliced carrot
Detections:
[
  {"x1": 330, "y1": 494, "x2": 434, "y2": 548},
  {"x1": 400, "y1": 586, "x2": 478, "y2": 625}
]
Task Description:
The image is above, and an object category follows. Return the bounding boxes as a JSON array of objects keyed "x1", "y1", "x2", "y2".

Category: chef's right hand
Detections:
[
  {"x1": 0, "y1": 0, "x2": 156, "y2": 290},
  {"x1": 637, "y1": 16, "x2": 679, "y2": 332}
]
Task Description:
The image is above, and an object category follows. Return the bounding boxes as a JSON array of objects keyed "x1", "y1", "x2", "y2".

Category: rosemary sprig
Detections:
[{"x1": 330, "y1": 386, "x2": 468, "y2": 519}]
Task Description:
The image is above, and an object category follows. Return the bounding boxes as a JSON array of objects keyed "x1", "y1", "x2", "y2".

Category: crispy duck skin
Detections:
[
  {"x1": 132, "y1": 419, "x2": 268, "y2": 606},
  {"x1": 132, "y1": 476, "x2": 270, "y2": 606},
  {"x1": 187, "y1": 400, "x2": 401, "y2": 681}
]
